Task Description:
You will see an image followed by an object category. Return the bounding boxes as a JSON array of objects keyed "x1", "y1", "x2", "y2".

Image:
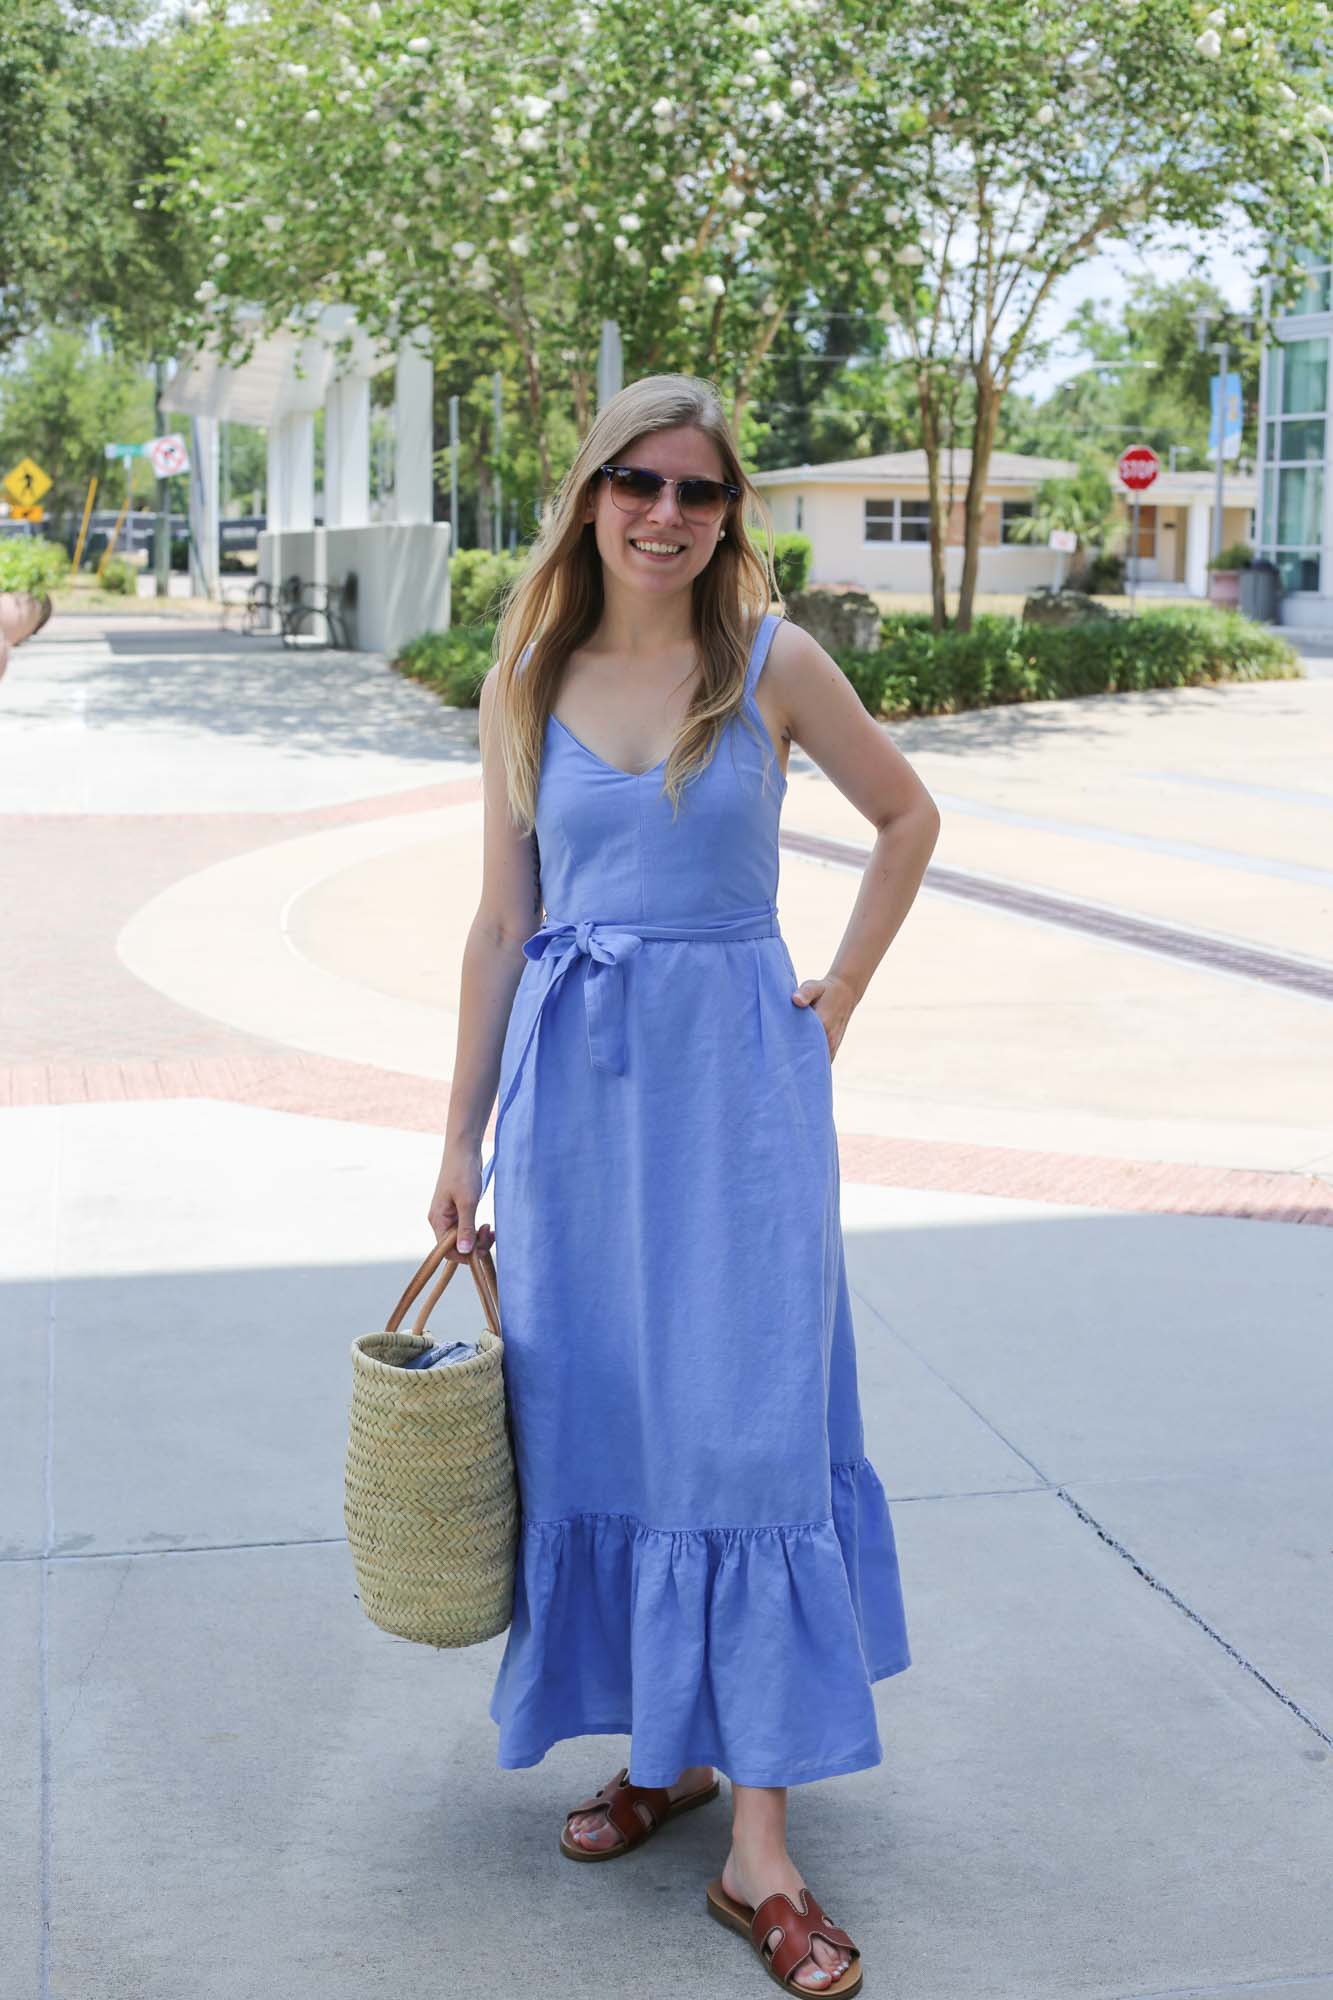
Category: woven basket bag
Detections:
[{"x1": 344, "y1": 1225, "x2": 518, "y2": 1648}]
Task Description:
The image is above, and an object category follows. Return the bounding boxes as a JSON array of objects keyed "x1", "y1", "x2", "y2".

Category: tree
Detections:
[
  {"x1": 870, "y1": 0, "x2": 1333, "y2": 631},
  {"x1": 0, "y1": 331, "x2": 154, "y2": 519}
]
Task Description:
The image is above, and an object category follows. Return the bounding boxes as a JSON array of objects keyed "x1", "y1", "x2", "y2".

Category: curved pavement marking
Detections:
[{"x1": 781, "y1": 830, "x2": 1333, "y2": 1006}]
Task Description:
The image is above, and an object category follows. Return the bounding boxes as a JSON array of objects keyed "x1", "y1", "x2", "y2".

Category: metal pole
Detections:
[
  {"x1": 492, "y1": 370, "x2": 503, "y2": 557},
  {"x1": 448, "y1": 394, "x2": 459, "y2": 549},
  {"x1": 1212, "y1": 339, "x2": 1228, "y2": 565},
  {"x1": 153, "y1": 361, "x2": 170, "y2": 597},
  {"x1": 1130, "y1": 493, "x2": 1139, "y2": 613}
]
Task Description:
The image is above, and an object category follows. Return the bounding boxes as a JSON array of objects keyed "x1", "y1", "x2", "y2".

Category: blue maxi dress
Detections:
[{"x1": 479, "y1": 609, "x2": 910, "y2": 1789}]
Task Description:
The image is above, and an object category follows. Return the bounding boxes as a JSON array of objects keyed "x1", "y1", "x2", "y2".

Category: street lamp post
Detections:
[{"x1": 1194, "y1": 309, "x2": 1253, "y2": 566}]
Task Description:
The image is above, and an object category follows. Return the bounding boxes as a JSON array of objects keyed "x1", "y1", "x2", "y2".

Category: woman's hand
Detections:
[
  {"x1": 790, "y1": 971, "x2": 857, "y2": 1062},
  {"x1": 428, "y1": 1146, "x2": 490, "y2": 1256}
]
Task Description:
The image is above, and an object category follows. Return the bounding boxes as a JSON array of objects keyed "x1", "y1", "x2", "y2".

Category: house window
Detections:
[
  {"x1": 864, "y1": 498, "x2": 895, "y2": 542},
  {"x1": 1262, "y1": 335, "x2": 1328, "y2": 592},
  {"x1": 899, "y1": 500, "x2": 930, "y2": 542},
  {"x1": 1001, "y1": 500, "x2": 1033, "y2": 543}
]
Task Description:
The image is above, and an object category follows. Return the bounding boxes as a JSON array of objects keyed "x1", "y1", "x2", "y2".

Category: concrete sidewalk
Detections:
[{"x1": 3, "y1": 615, "x2": 1332, "y2": 2000}]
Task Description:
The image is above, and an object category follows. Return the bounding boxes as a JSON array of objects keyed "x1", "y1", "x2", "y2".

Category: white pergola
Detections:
[{"x1": 162, "y1": 303, "x2": 448, "y2": 651}]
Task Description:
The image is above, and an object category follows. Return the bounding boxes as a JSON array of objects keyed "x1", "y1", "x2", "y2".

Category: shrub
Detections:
[
  {"x1": 848, "y1": 604, "x2": 1298, "y2": 719},
  {"x1": 98, "y1": 556, "x2": 136, "y2": 596},
  {"x1": 394, "y1": 624, "x2": 494, "y2": 706},
  {"x1": 1083, "y1": 550, "x2": 1125, "y2": 595},
  {"x1": 450, "y1": 548, "x2": 525, "y2": 628},
  {"x1": 0, "y1": 537, "x2": 69, "y2": 594},
  {"x1": 1207, "y1": 540, "x2": 1253, "y2": 571},
  {"x1": 770, "y1": 532, "x2": 812, "y2": 596}
]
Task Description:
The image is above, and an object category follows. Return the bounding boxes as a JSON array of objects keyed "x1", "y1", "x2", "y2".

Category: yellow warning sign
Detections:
[
  {"x1": 3, "y1": 457, "x2": 52, "y2": 507},
  {"x1": 9, "y1": 503, "x2": 45, "y2": 522}
]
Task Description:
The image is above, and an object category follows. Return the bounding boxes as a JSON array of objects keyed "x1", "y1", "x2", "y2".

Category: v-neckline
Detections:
[{"x1": 546, "y1": 709, "x2": 671, "y2": 781}]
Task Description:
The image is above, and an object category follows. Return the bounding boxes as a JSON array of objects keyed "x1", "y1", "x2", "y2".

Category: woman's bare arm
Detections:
[{"x1": 428, "y1": 664, "x2": 543, "y2": 1252}]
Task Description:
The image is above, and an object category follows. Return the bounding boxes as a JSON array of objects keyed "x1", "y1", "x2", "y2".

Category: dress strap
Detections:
[{"x1": 743, "y1": 610, "x2": 782, "y2": 702}]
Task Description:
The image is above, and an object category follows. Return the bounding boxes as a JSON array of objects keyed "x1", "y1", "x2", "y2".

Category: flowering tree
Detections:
[
  {"x1": 867, "y1": 0, "x2": 1333, "y2": 629},
  {"x1": 155, "y1": 0, "x2": 921, "y2": 494}
]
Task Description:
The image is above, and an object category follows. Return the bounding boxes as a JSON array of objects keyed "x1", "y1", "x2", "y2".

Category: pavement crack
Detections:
[{"x1": 1057, "y1": 1487, "x2": 1333, "y2": 1749}]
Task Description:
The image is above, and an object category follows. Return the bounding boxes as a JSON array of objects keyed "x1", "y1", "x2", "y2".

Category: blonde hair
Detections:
[{"x1": 489, "y1": 372, "x2": 781, "y2": 830}]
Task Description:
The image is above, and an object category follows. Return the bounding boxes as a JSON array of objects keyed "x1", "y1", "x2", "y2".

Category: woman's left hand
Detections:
[{"x1": 790, "y1": 972, "x2": 856, "y2": 1062}]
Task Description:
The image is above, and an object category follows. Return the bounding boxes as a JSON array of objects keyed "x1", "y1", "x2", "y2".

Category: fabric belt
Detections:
[{"x1": 480, "y1": 900, "x2": 779, "y2": 1195}]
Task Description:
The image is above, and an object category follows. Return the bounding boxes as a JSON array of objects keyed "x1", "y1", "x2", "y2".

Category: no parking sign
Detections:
[{"x1": 147, "y1": 433, "x2": 191, "y2": 479}]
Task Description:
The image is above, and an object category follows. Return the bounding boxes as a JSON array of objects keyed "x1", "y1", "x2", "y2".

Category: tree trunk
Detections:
[
  {"x1": 917, "y1": 368, "x2": 950, "y2": 632},
  {"x1": 956, "y1": 373, "x2": 1001, "y2": 633}
]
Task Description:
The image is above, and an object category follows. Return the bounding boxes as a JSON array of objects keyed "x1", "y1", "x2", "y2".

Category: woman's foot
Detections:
[
  {"x1": 564, "y1": 1762, "x2": 715, "y2": 1852},
  {"x1": 720, "y1": 1840, "x2": 852, "y2": 1990}
]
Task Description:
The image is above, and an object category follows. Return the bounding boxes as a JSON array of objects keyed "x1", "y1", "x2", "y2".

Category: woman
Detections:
[{"x1": 430, "y1": 373, "x2": 940, "y2": 1995}]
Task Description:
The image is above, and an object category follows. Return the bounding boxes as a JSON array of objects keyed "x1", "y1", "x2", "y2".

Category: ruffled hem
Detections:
[{"x1": 488, "y1": 1456, "x2": 911, "y2": 1788}]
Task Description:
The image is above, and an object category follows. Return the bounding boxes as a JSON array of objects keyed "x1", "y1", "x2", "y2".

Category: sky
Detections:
[{"x1": 1020, "y1": 222, "x2": 1263, "y2": 405}]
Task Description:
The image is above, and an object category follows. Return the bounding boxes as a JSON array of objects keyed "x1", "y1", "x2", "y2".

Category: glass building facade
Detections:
[{"x1": 1257, "y1": 247, "x2": 1331, "y2": 604}]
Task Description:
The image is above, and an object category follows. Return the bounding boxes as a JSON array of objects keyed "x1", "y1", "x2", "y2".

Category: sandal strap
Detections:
[
  {"x1": 565, "y1": 1767, "x2": 672, "y2": 1848},
  {"x1": 750, "y1": 1887, "x2": 858, "y2": 1988}
]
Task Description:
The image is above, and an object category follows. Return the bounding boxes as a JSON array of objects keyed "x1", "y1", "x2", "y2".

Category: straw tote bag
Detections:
[{"x1": 344, "y1": 1225, "x2": 518, "y2": 1648}]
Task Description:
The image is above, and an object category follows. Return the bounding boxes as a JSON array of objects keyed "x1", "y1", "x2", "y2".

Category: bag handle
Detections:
[{"x1": 385, "y1": 1225, "x2": 502, "y2": 1342}]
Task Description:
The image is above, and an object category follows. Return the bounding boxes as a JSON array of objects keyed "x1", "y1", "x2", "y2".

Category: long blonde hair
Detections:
[{"x1": 489, "y1": 372, "x2": 781, "y2": 830}]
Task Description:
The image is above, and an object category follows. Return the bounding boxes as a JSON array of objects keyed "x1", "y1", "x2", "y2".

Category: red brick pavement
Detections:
[{"x1": 5, "y1": 779, "x2": 1330, "y2": 1228}]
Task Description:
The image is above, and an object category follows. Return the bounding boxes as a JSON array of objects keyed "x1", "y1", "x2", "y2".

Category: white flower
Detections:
[
  {"x1": 1230, "y1": 24, "x2": 1247, "y2": 41},
  {"x1": 864, "y1": 245, "x2": 881, "y2": 265},
  {"x1": 678, "y1": 293, "x2": 697, "y2": 311},
  {"x1": 883, "y1": 203, "x2": 904, "y2": 225},
  {"x1": 1278, "y1": 81, "x2": 1299, "y2": 101},
  {"x1": 385, "y1": 140, "x2": 403, "y2": 158},
  {"x1": 741, "y1": 209, "x2": 764, "y2": 227},
  {"x1": 335, "y1": 91, "x2": 350, "y2": 103},
  {"x1": 520, "y1": 174, "x2": 537, "y2": 189},
  {"x1": 660, "y1": 241, "x2": 681, "y2": 261},
  {"x1": 364, "y1": 247, "x2": 387, "y2": 266},
  {"x1": 263, "y1": 213, "x2": 285, "y2": 232},
  {"x1": 1206, "y1": 5, "x2": 1225, "y2": 22},
  {"x1": 424, "y1": 164, "x2": 444, "y2": 189},
  {"x1": 613, "y1": 233, "x2": 629, "y2": 250},
  {"x1": 493, "y1": 122, "x2": 514, "y2": 146},
  {"x1": 581, "y1": 201, "x2": 598, "y2": 220},
  {"x1": 184, "y1": 1, "x2": 209, "y2": 21},
  {"x1": 739, "y1": 10, "x2": 760, "y2": 28},
  {"x1": 430, "y1": 228, "x2": 448, "y2": 249},
  {"x1": 408, "y1": 36, "x2": 431, "y2": 52},
  {"x1": 286, "y1": 61, "x2": 308, "y2": 77},
  {"x1": 1194, "y1": 27, "x2": 1222, "y2": 56},
  {"x1": 332, "y1": 11, "x2": 352, "y2": 26},
  {"x1": 702, "y1": 272, "x2": 726, "y2": 296},
  {"x1": 761, "y1": 293, "x2": 780, "y2": 314},
  {"x1": 194, "y1": 280, "x2": 218, "y2": 300},
  {"x1": 391, "y1": 212, "x2": 409, "y2": 230},
  {"x1": 212, "y1": 250, "x2": 229, "y2": 268},
  {"x1": 652, "y1": 95, "x2": 675, "y2": 122},
  {"x1": 303, "y1": 108, "x2": 321, "y2": 124},
  {"x1": 451, "y1": 239, "x2": 475, "y2": 258},
  {"x1": 488, "y1": 187, "x2": 512, "y2": 203},
  {"x1": 721, "y1": 184, "x2": 745, "y2": 210},
  {"x1": 1313, "y1": 102, "x2": 1333, "y2": 124},
  {"x1": 790, "y1": 77, "x2": 809, "y2": 98},
  {"x1": 895, "y1": 243, "x2": 925, "y2": 265},
  {"x1": 234, "y1": 117, "x2": 248, "y2": 130},
  {"x1": 563, "y1": 221, "x2": 579, "y2": 237},
  {"x1": 617, "y1": 212, "x2": 641, "y2": 231},
  {"x1": 763, "y1": 98, "x2": 785, "y2": 123},
  {"x1": 735, "y1": 71, "x2": 756, "y2": 88},
  {"x1": 518, "y1": 93, "x2": 552, "y2": 120},
  {"x1": 367, "y1": 0, "x2": 381, "y2": 18},
  {"x1": 754, "y1": 48, "x2": 774, "y2": 66},
  {"x1": 1036, "y1": 103, "x2": 1055, "y2": 126},
  {"x1": 518, "y1": 128, "x2": 545, "y2": 154},
  {"x1": 508, "y1": 232, "x2": 531, "y2": 256}
]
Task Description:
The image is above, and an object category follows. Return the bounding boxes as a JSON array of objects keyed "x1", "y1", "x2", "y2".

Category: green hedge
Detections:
[
  {"x1": 0, "y1": 538, "x2": 69, "y2": 593},
  {"x1": 770, "y1": 532, "x2": 812, "y2": 596},
  {"x1": 98, "y1": 556, "x2": 136, "y2": 595},
  {"x1": 394, "y1": 624, "x2": 494, "y2": 707},
  {"x1": 838, "y1": 605, "x2": 1300, "y2": 719},
  {"x1": 450, "y1": 548, "x2": 525, "y2": 628}
]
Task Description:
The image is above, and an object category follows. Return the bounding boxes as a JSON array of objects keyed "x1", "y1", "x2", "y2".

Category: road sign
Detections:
[
  {"x1": 3, "y1": 456, "x2": 52, "y2": 507},
  {"x1": 105, "y1": 442, "x2": 145, "y2": 461},
  {"x1": 9, "y1": 504, "x2": 45, "y2": 522},
  {"x1": 1117, "y1": 445, "x2": 1160, "y2": 491},
  {"x1": 147, "y1": 433, "x2": 191, "y2": 479},
  {"x1": 1048, "y1": 528, "x2": 1078, "y2": 553}
]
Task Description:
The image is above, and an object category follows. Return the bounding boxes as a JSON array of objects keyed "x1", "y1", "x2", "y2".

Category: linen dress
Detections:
[{"x1": 478, "y1": 609, "x2": 910, "y2": 1789}]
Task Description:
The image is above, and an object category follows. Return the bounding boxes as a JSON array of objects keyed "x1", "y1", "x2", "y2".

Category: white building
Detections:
[{"x1": 1255, "y1": 247, "x2": 1330, "y2": 630}]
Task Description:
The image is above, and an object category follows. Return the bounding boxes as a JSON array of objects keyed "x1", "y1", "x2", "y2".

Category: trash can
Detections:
[{"x1": 1239, "y1": 559, "x2": 1280, "y2": 623}]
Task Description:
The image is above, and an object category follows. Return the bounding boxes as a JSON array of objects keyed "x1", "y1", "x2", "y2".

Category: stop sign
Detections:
[{"x1": 1117, "y1": 445, "x2": 1160, "y2": 491}]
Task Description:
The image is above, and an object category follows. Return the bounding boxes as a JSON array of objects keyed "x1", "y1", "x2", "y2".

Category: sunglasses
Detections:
[{"x1": 598, "y1": 462, "x2": 741, "y2": 524}]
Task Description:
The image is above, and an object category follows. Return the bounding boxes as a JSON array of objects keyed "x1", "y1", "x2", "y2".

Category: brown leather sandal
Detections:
[
  {"x1": 705, "y1": 1877, "x2": 863, "y2": 1995},
  {"x1": 559, "y1": 1764, "x2": 721, "y2": 1861}
]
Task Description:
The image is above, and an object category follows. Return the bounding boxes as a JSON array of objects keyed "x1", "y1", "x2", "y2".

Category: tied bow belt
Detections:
[{"x1": 480, "y1": 900, "x2": 779, "y2": 1195}]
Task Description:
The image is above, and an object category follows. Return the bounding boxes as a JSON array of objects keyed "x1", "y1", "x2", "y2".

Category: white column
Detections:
[
  {"x1": 394, "y1": 333, "x2": 434, "y2": 525},
  {"x1": 188, "y1": 415, "x2": 220, "y2": 599},
  {"x1": 325, "y1": 373, "x2": 370, "y2": 528},
  {"x1": 272, "y1": 413, "x2": 315, "y2": 531},
  {"x1": 1184, "y1": 498, "x2": 1210, "y2": 598}
]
